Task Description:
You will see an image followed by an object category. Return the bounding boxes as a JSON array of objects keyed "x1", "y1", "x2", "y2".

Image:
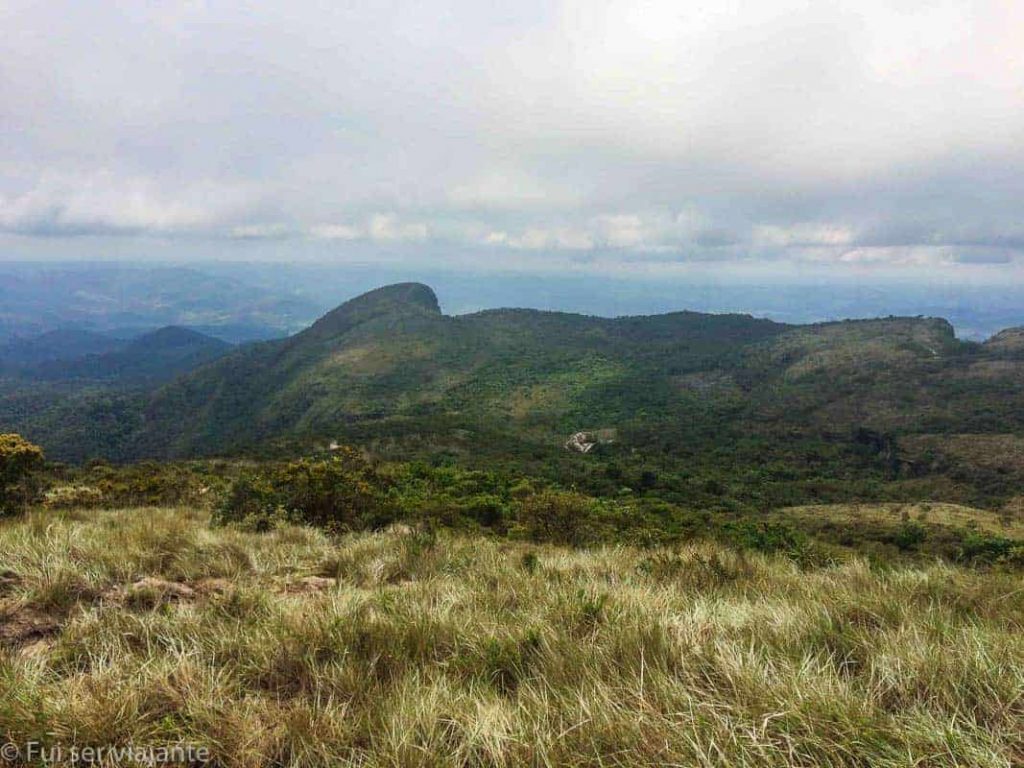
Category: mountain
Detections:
[
  {"x1": 31, "y1": 326, "x2": 232, "y2": 383},
  {"x1": 6, "y1": 283, "x2": 1024, "y2": 511},
  {"x1": 135, "y1": 286, "x2": 990, "y2": 458},
  {"x1": 983, "y1": 326, "x2": 1024, "y2": 354},
  {"x1": 130, "y1": 283, "x2": 788, "y2": 458}
]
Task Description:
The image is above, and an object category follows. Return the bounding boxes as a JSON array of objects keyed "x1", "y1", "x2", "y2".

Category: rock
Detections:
[
  {"x1": 565, "y1": 432, "x2": 597, "y2": 453},
  {"x1": 565, "y1": 429, "x2": 617, "y2": 454}
]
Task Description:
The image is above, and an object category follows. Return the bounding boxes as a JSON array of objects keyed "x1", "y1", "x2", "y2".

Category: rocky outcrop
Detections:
[
  {"x1": 565, "y1": 432, "x2": 597, "y2": 453},
  {"x1": 564, "y1": 429, "x2": 616, "y2": 454},
  {"x1": 984, "y1": 327, "x2": 1024, "y2": 353}
]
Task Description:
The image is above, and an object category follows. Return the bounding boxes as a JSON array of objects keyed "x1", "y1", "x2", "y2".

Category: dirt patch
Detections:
[
  {"x1": 0, "y1": 569, "x2": 20, "y2": 597},
  {"x1": 103, "y1": 577, "x2": 197, "y2": 609},
  {"x1": 0, "y1": 605, "x2": 61, "y2": 650},
  {"x1": 104, "y1": 577, "x2": 246, "y2": 607}
]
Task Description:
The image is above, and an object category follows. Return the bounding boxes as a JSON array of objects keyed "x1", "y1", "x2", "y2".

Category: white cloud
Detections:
[
  {"x1": 308, "y1": 224, "x2": 362, "y2": 241},
  {"x1": 367, "y1": 214, "x2": 429, "y2": 243},
  {"x1": 754, "y1": 223, "x2": 856, "y2": 248},
  {"x1": 1, "y1": 0, "x2": 1023, "y2": 272},
  {"x1": 0, "y1": 171, "x2": 255, "y2": 235},
  {"x1": 304, "y1": 215, "x2": 431, "y2": 244},
  {"x1": 230, "y1": 223, "x2": 292, "y2": 240}
]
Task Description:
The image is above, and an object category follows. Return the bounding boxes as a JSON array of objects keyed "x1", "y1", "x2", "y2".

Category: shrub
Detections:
[
  {"x1": 0, "y1": 433, "x2": 44, "y2": 515},
  {"x1": 214, "y1": 448, "x2": 394, "y2": 532},
  {"x1": 520, "y1": 551, "x2": 540, "y2": 574},
  {"x1": 42, "y1": 485, "x2": 105, "y2": 509},
  {"x1": 516, "y1": 489, "x2": 598, "y2": 545},
  {"x1": 721, "y1": 519, "x2": 806, "y2": 554},
  {"x1": 956, "y1": 531, "x2": 1024, "y2": 567},
  {"x1": 890, "y1": 520, "x2": 928, "y2": 551},
  {"x1": 87, "y1": 461, "x2": 211, "y2": 507}
]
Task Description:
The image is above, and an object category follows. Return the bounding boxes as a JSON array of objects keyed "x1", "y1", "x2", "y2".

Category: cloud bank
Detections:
[{"x1": 2, "y1": 0, "x2": 1023, "y2": 270}]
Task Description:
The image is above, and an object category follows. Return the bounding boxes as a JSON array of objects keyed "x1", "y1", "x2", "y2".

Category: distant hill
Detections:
[
  {"x1": 32, "y1": 326, "x2": 231, "y2": 383},
  {"x1": 0, "y1": 329, "x2": 127, "y2": 371},
  {"x1": 131, "y1": 285, "x2": 999, "y2": 459}
]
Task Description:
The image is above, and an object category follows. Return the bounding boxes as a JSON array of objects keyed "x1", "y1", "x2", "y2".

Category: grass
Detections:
[
  {"x1": 780, "y1": 502, "x2": 1024, "y2": 538},
  {"x1": 1, "y1": 506, "x2": 1023, "y2": 767}
]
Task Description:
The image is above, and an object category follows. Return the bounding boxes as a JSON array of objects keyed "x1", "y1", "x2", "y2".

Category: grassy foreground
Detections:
[{"x1": 1, "y1": 507, "x2": 1023, "y2": 767}]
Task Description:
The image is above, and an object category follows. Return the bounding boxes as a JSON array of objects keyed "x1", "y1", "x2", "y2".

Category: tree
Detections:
[{"x1": 0, "y1": 433, "x2": 45, "y2": 515}]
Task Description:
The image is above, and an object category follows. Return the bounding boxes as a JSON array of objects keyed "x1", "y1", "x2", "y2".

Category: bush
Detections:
[
  {"x1": 214, "y1": 448, "x2": 394, "y2": 532},
  {"x1": 721, "y1": 519, "x2": 806, "y2": 554},
  {"x1": 956, "y1": 531, "x2": 1024, "y2": 567},
  {"x1": 86, "y1": 461, "x2": 212, "y2": 507},
  {"x1": 0, "y1": 433, "x2": 44, "y2": 515},
  {"x1": 42, "y1": 485, "x2": 105, "y2": 509},
  {"x1": 516, "y1": 489, "x2": 598, "y2": 545},
  {"x1": 891, "y1": 520, "x2": 928, "y2": 551}
]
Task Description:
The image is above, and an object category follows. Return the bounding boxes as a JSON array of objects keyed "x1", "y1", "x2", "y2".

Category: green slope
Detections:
[
  {"x1": 130, "y1": 283, "x2": 788, "y2": 458},
  {"x1": 6, "y1": 283, "x2": 1024, "y2": 510}
]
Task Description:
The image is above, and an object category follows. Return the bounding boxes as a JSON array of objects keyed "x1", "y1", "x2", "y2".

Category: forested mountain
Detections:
[
  {"x1": 131, "y1": 283, "x2": 787, "y2": 457},
  {"x1": 4, "y1": 282, "x2": 1024, "y2": 510}
]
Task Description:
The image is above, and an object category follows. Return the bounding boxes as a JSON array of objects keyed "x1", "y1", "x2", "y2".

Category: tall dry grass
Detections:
[{"x1": 1, "y1": 506, "x2": 1022, "y2": 767}]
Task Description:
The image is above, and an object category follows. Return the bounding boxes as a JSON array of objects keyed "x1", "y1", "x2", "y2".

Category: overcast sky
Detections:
[{"x1": 2, "y1": 0, "x2": 1023, "y2": 276}]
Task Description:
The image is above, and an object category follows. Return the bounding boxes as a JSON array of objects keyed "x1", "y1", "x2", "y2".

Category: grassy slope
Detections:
[
  {"x1": 780, "y1": 502, "x2": 1024, "y2": 538},
  {"x1": 2, "y1": 506, "x2": 1022, "y2": 767}
]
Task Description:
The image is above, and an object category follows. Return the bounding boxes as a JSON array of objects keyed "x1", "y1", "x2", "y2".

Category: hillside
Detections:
[
  {"x1": 4, "y1": 283, "x2": 1024, "y2": 509},
  {"x1": 1, "y1": 504, "x2": 1021, "y2": 767},
  {"x1": 132, "y1": 283, "x2": 789, "y2": 458}
]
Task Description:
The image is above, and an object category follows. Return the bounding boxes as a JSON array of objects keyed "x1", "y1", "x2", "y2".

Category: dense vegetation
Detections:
[
  {"x1": 0, "y1": 433, "x2": 44, "y2": 516},
  {"x1": 5, "y1": 282, "x2": 1024, "y2": 516},
  {"x1": 16, "y1": 444, "x2": 1018, "y2": 569}
]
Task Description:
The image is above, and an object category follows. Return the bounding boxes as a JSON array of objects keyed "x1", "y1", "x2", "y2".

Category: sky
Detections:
[{"x1": 2, "y1": 0, "x2": 1024, "y2": 278}]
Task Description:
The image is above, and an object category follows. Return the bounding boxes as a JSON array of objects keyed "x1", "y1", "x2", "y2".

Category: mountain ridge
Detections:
[
  {"x1": 122, "y1": 284, "x2": 983, "y2": 459},
  {"x1": 7, "y1": 283, "x2": 1024, "y2": 518}
]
